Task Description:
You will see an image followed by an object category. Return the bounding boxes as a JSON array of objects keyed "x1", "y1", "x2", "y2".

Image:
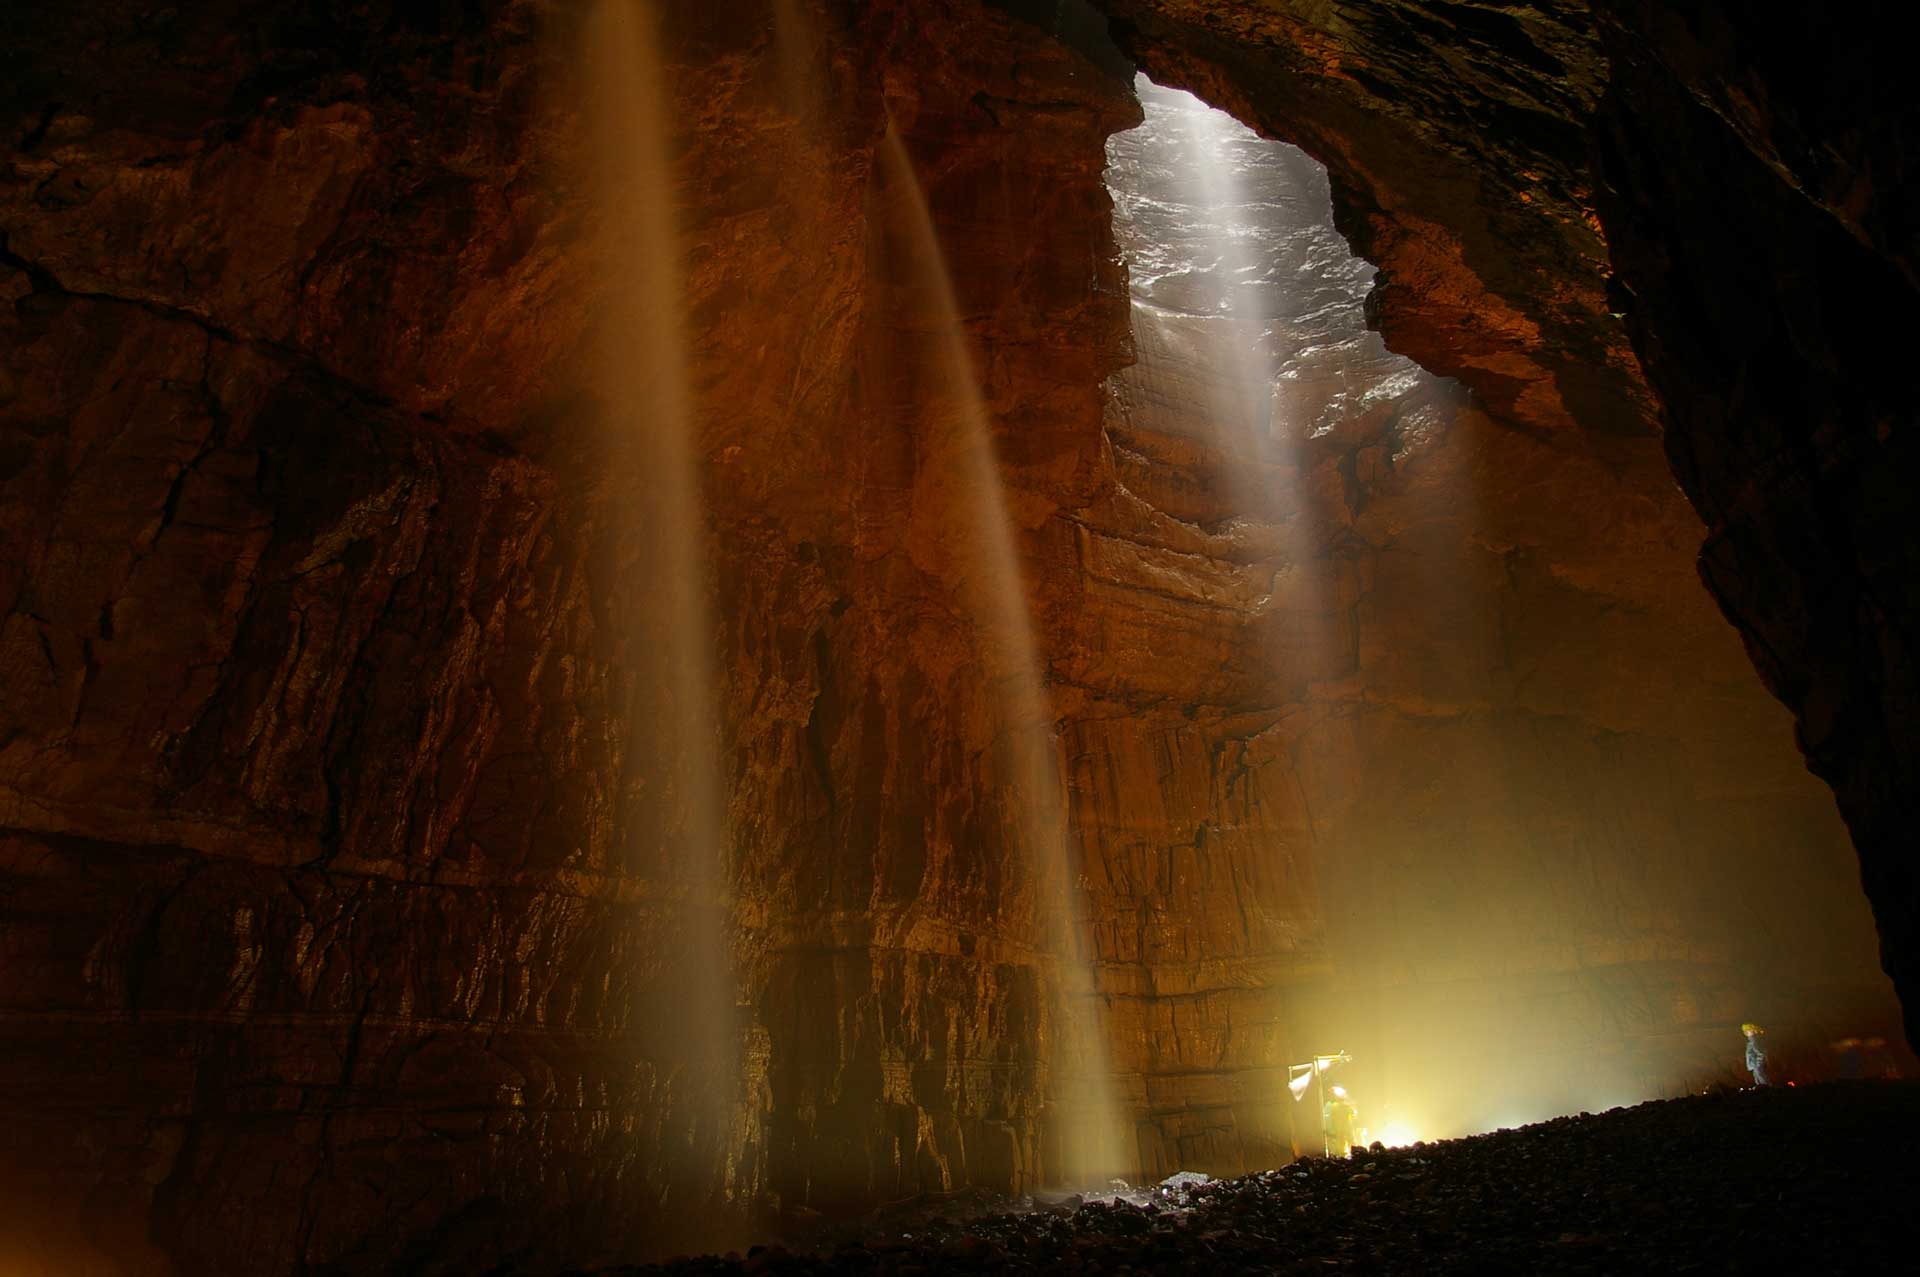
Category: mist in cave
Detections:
[
  {"x1": 1103, "y1": 75, "x2": 1901, "y2": 1153},
  {"x1": 3, "y1": 0, "x2": 1917, "y2": 1270}
]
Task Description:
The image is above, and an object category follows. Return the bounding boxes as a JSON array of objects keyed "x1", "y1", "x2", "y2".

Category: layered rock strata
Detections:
[
  {"x1": 0, "y1": 0, "x2": 1910, "y2": 1272},
  {"x1": 1092, "y1": 0, "x2": 1920, "y2": 1050},
  {"x1": 1088, "y1": 77, "x2": 1890, "y2": 1173},
  {"x1": 0, "y1": 0, "x2": 1140, "y2": 1268}
]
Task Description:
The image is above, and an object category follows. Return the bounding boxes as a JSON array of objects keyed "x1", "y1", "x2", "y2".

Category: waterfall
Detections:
[
  {"x1": 875, "y1": 124, "x2": 1130, "y2": 1187},
  {"x1": 580, "y1": 0, "x2": 738, "y2": 1214}
]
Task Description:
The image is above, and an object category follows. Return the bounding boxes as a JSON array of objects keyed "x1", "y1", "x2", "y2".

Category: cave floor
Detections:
[{"x1": 565, "y1": 1082, "x2": 1920, "y2": 1275}]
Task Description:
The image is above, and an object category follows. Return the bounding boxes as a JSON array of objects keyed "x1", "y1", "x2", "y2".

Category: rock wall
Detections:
[
  {"x1": 0, "y1": 0, "x2": 1910, "y2": 1272},
  {"x1": 1, "y1": 3, "x2": 667, "y2": 1269},
  {"x1": 1091, "y1": 0, "x2": 1920, "y2": 1051},
  {"x1": 1086, "y1": 76, "x2": 1890, "y2": 1172},
  {"x1": 0, "y1": 0, "x2": 1139, "y2": 1269},
  {"x1": 1587, "y1": 0, "x2": 1920, "y2": 1048}
]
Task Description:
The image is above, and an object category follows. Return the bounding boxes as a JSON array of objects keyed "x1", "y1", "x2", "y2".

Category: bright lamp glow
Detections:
[{"x1": 1377, "y1": 1122, "x2": 1419, "y2": 1148}]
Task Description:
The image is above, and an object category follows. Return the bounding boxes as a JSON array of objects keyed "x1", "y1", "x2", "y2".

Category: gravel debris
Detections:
[{"x1": 562, "y1": 1081, "x2": 1920, "y2": 1275}]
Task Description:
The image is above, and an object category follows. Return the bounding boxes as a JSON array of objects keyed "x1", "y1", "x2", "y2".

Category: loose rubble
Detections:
[{"x1": 563, "y1": 1082, "x2": 1920, "y2": 1275}]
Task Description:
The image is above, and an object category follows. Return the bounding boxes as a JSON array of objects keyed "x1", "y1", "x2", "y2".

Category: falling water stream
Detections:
[
  {"x1": 875, "y1": 126, "x2": 1130, "y2": 1187},
  {"x1": 581, "y1": 0, "x2": 738, "y2": 1213}
]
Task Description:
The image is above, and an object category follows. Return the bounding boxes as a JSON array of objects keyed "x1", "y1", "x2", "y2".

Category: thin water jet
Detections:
[
  {"x1": 875, "y1": 122, "x2": 1131, "y2": 1188},
  {"x1": 579, "y1": 0, "x2": 742, "y2": 1238}
]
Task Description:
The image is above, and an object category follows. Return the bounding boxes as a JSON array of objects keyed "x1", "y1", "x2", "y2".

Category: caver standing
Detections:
[
  {"x1": 1323, "y1": 1085, "x2": 1359, "y2": 1157},
  {"x1": 1742, "y1": 1023, "x2": 1771, "y2": 1087}
]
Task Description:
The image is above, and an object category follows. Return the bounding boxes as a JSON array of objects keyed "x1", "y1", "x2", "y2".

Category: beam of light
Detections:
[
  {"x1": 1107, "y1": 79, "x2": 1389, "y2": 1173},
  {"x1": 1106, "y1": 77, "x2": 1518, "y2": 1171},
  {"x1": 1112, "y1": 78, "x2": 1289, "y2": 473}
]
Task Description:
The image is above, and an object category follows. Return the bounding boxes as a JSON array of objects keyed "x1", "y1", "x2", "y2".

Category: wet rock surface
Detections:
[
  {"x1": 1088, "y1": 71, "x2": 1892, "y2": 1178},
  {"x1": 1092, "y1": 0, "x2": 1653, "y2": 440},
  {"x1": 0, "y1": 1, "x2": 1155, "y2": 1267},
  {"x1": 1, "y1": 0, "x2": 1913, "y2": 1272},
  {"x1": 1093, "y1": 0, "x2": 1920, "y2": 1060},
  {"x1": 575, "y1": 1082, "x2": 1920, "y2": 1275}
]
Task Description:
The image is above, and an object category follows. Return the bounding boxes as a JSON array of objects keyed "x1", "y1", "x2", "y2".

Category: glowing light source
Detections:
[{"x1": 1377, "y1": 1122, "x2": 1419, "y2": 1148}]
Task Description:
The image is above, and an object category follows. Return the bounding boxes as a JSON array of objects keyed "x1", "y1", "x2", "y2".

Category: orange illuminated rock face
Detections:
[
  {"x1": 0, "y1": 0, "x2": 1909, "y2": 1272},
  {"x1": 0, "y1": 1, "x2": 1147, "y2": 1268},
  {"x1": 1084, "y1": 72, "x2": 1890, "y2": 1171},
  {"x1": 1089, "y1": 0, "x2": 1920, "y2": 1083}
]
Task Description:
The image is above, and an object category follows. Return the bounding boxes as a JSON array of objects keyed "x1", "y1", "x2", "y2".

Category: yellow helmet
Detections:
[{"x1": 1741, "y1": 1023, "x2": 1763, "y2": 1035}]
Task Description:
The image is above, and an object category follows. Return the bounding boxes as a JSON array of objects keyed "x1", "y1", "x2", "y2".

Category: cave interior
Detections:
[{"x1": 2, "y1": 0, "x2": 1916, "y2": 1272}]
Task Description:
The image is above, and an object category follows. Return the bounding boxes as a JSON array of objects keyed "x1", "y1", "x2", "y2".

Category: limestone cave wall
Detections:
[
  {"x1": 1588, "y1": 0, "x2": 1920, "y2": 1048},
  {"x1": 1, "y1": 0, "x2": 1145, "y2": 1267},
  {"x1": 1092, "y1": 0, "x2": 1920, "y2": 1050},
  {"x1": 0, "y1": 0, "x2": 1909, "y2": 1272},
  {"x1": 1088, "y1": 72, "x2": 1888, "y2": 1171}
]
